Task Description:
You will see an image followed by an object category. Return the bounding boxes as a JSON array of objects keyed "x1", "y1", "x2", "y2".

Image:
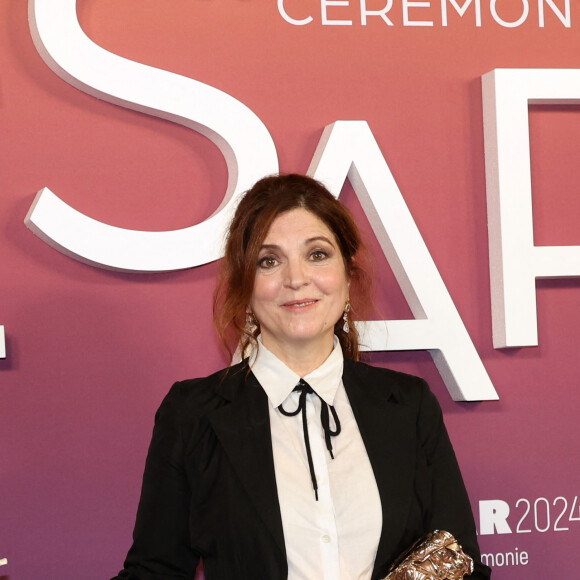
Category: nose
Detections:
[{"x1": 284, "y1": 257, "x2": 309, "y2": 289}]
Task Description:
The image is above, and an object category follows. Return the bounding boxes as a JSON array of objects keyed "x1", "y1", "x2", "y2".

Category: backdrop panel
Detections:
[{"x1": 1, "y1": 1, "x2": 579, "y2": 578}]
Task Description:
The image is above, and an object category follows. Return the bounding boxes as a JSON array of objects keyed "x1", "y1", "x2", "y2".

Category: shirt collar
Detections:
[{"x1": 251, "y1": 336, "x2": 344, "y2": 408}]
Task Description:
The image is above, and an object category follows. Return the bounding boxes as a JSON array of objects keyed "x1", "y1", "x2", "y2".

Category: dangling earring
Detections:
[
  {"x1": 342, "y1": 301, "x2": 351, "y2": 333},
  {"x1": 246, "y1": 310, "x2": 258, "y2": 334}
]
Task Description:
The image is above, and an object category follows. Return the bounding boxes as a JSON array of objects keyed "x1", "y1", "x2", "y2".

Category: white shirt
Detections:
[{"x1": 251, "y1": 338, "x2": 382, "y2": 580}]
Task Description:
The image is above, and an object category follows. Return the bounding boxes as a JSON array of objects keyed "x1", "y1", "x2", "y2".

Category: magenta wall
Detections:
[{"x1": 1, "y1": 1, "x2": 580, "y2": 578}]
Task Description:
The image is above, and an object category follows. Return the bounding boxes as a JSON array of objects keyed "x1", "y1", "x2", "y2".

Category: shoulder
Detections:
[
  {"x1": 345, "y1": 358, "x2": 425, "y2": 385},
  {"x1": 152, "y1": 361, "x2": 249, "y2": 446},
  {"x1": 157, "y1": 361, "x2": 248, "y2": 420},
  {"x1": 344, "y1": 358, "x2": 430, "y2": 407},
  {"x1": 345, "y1": 359, "x2": 447, "y2": 450},
  {"x1": 170, "y1": 359, "x2": 247, "y2": 400}
]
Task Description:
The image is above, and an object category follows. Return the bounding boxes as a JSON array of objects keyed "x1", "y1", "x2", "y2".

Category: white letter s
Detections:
[{"x1": 26, "y1": 0, "x2": 278, "y2": 271}]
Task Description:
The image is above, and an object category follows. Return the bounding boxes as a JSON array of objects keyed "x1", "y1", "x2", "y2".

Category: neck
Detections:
[{"x1": 261, "y1": 336, "x2": 335, "y2": 377}]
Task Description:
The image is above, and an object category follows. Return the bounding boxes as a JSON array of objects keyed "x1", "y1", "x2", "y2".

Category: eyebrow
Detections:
[{"x1": 259, "y1": 236, "x2": 336, "y2": 251}]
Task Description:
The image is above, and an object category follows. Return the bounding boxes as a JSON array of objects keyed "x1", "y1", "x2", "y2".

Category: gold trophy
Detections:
[{"x1": 384, "y1": 530, "x2": 474, "y2": 580}]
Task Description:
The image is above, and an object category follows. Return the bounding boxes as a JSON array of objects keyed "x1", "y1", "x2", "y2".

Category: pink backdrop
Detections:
[{"x1": 1, "y1": 1, "x2": 580, "y2": 578}]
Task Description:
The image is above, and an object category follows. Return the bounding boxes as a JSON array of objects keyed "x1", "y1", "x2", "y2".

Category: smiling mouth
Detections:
[{"x1": 283, "y1": 299, "x2": 318, "y2": 308}]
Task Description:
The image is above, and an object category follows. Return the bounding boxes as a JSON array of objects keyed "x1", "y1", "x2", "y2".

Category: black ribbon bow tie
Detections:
[{"x1": 278, "y1": 379, "x2": 341, "y2": 501}]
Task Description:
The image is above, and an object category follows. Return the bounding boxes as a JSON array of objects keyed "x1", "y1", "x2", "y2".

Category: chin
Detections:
[{"x1": 285, "y1": 327, "x2": 334, "y2": 344}]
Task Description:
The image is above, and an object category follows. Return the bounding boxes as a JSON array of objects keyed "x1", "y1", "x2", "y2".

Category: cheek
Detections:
[
  {"x1": 320, "y1": 271, "x2": 349, "y2": 298},
  {"x1": 251, "y1": 276, "x2": 279, "y2": 306}
]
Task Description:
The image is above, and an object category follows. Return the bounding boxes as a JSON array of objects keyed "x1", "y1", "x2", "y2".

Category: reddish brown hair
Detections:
[{"x1": 213, "y1": 174, "x2": 372, "y2": 360}]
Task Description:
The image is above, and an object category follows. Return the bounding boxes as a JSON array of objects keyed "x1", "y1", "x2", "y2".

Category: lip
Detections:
[{"x1": 280, "y1": 298, "x2": 319, "y2": 310}]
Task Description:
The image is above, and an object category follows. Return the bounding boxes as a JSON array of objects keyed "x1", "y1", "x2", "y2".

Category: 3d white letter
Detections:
[
  {"x1": 278, "y1": 0, "x2": 314, "y2": 25},
  {"x1": 490, "y1": 0, "x2": 529, "y2": 27},
  {"x1": 360, "y1": 0, "x2": 394, "y2": 25},
  {"x1": 538, "y1": 0, "x2": 571, "y2": 28},
  {"x1": 0, "y1": 326, "x2": 5, "y2": 359},
  {"x1": 402, "y1": 0, "x2": 434, "y2": 26},
  {"x1": 482, "y1": 69, "x2": 580, "y2": 347},
  {"x1": 322, "y1": 0, "x2": 353, "y2": 25},
  {"x1": 479, "y1": 499, "x2": 513, "y2": 535},
  {"x1": 26, "y1": 0, "x2": 278, "y2": 271},
  {"x1": 309, "y1": 121, "x2": 498, "y2": 401},
  {"x1": 441, "y1": 0, "x2": 481, "y2": 26}
]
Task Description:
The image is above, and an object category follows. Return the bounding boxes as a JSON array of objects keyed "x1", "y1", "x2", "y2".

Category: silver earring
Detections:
[
  {"x1": 343, "y1": 301, "x2": 351, "y2": 333},
  {"x1": 246, "y1": 310, "x2": 258, "y2": 333}
]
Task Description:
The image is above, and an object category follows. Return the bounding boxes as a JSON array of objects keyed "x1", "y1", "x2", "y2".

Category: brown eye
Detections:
[
  {"x1": 310, "y1": 250, "x2": 329, "y2": 261},
  {"x1": 258, "y1": 256, "x2": 278, "y2": 269}
]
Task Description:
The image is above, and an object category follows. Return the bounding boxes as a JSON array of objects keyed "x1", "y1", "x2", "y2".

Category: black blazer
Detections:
[{"x1": 113, "y1": 359, "x2": 491, "y2": 580}]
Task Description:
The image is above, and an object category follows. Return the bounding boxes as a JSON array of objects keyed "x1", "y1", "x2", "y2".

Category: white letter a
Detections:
[{"x1": 309, "y1": 121, "x2": 498, "y2": 401}]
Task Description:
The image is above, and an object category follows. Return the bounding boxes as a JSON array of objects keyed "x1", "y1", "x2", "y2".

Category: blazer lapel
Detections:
[
  {"x1": 206, "y1": 367, "x2": 286, "y2": 555},
  {"x1": 343, "y1": 360, "x2": 417, "y2": 578}
]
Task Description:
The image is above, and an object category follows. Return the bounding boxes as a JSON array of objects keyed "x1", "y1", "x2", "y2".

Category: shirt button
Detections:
[{"x1": 321, "y1": 534, "x2": 331, "y2": 543}]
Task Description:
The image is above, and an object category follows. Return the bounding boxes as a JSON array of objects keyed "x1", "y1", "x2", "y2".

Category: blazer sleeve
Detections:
[
  {"x1": 111, "y1": 383, "x2": 200, "y2": 580},
  {"x1": 416, "y1": 381, "x2": 491, "y2": 580}
]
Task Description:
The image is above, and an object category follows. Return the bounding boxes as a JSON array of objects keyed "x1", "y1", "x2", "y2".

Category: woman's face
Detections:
[{"x1": 249, "y1": 208, "x2": 350, "y2": 361}]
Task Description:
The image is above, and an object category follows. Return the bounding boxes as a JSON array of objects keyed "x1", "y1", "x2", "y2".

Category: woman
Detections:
[{"x1": 112, "y1": 174, "x2": 491, "y2": 580}]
